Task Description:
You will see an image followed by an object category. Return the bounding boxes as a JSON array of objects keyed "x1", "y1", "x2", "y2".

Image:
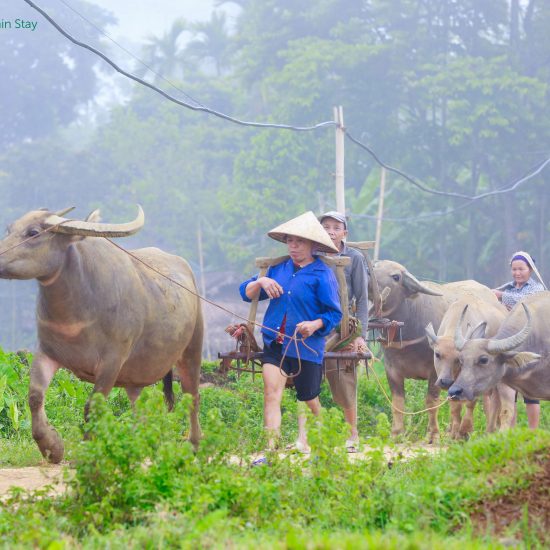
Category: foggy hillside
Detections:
[{"x1": 0, "y1": 0, "x2": 548, "y2": 352}]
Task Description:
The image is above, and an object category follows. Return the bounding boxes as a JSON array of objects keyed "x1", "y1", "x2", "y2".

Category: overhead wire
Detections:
[
  {"x1": 22, "y1": 0, "x2": 336, "y2": 132},
  {"x1": 349, "y1": 200, "x2": 474, "y2": 223},
  {"x1": 22, "y1": 0, "x2": 550, "y2": 202},
  {"x1": 56, "y1": 0, "x2": 206, "y2": 108},
  {"x1": 345, "y1": 130, "x2": 550, "y2": 202}
]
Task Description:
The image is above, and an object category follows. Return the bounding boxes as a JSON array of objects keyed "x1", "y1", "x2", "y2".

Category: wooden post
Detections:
[
  {"x1": 334, "y1": 106, "x2": 345, "y2": 215},
  {"x1": 197, "y1": 220, "x2": 212, "y2": 360},
  {"x1": 374, "y1": 168, "x2": 386, "y2": 261},
  {"x1": 320, "y1": 255, "x2": 351, "y2": 338},
  {"x1": 348, "y1": 241, "x2": 382, "y2": 318}
]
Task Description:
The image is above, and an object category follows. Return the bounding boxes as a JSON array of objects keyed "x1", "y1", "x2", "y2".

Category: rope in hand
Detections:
[{"x1": 276, "y1": 327, "x2": 317, "y2": 379}]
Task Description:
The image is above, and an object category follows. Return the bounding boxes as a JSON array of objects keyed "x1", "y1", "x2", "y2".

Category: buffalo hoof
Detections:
[
  {"x1": 426, "y1": 432, "x2": 440, "y2": 445},
  {"x1": 35, "y1": 429, "x2": 64, "y2": 464},
  {"x1": 391, "y1": 430, "x2": 405, "y2": 443}
]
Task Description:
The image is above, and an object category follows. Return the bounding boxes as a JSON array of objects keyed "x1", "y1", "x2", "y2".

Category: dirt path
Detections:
[
  {"x1": 0, "y1": 443, "x2": 444, "y2": 497},
  {"x1": 0, "y1": 465, "x2": 66, "y2": 498}
]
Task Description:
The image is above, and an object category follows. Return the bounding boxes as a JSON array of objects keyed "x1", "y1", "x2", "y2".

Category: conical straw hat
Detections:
[{"x1": 268, "y1": 211, "x2": 339, "y2": 253}]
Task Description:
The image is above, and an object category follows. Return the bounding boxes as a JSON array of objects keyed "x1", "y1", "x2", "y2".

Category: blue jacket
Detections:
[{"x1": 240, "y1": 257, "x2": 342, "y2": 364}]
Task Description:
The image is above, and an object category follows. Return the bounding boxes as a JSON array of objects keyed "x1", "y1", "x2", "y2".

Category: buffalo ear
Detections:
[
  {"x1": 469, "y1": 322, "x2": 487, "y2": 340},
  {"x1": 500, "y1": 351, "x2": 541, "y2": 368}
]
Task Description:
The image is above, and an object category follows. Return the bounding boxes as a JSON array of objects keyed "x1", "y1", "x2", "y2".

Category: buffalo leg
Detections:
[
  {"x1": 386, "y1": 371, "x2": 406, "y2": 437},
  {"x1": 125, "y1": 387, "x2": 142, "y2": 406},
  {"x1": 176, "y1": 312, "x2": 203, "y2": 448},
  {"x1": 85, "y1": 356, "x2": 125, "y2": 421},
  {"x1": 426, "y1": 376, "x2": 440, "y2": 443},
  {"x1": 29, "y1": 352, "x2": 64, "y2": 463},
  {"x1": 485, "y1": 390, "x2": 499, "y2": 432},
  {"x1": 496, "y1": 383, "x2": 515, "y2": 430},
  {"x1": 458, "y1": 400, "x2": 476, "y2": 439},
  {"x1": 449, "y1": 400, "x2": 463, "y2": 439}
]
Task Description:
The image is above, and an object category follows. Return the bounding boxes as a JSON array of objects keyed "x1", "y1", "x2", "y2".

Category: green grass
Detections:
[{"x1": 0, "y1": 349, "x2": 549, "y2": 548}]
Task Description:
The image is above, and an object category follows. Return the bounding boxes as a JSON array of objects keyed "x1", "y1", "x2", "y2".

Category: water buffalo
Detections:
[
  {"x1": 370, "y1": 260, "x2": 501, "y2": 441},
  {"x1": 425, "y1": 296, "x2": 514, "y2": 437},
  {"x1": 0, "y1": 207, "x2": 203, "y2": 462},
  {"x1": 449, "y1": 292, "x2": 549, "y2": 403}
]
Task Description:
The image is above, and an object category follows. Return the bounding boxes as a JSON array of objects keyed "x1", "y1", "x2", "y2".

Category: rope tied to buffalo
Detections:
[
  {"x1": 366, "y1": 346, "x2": 450, "y2": 415},
  {"x1": 3, "y1": 230, "x2": 448, "y2": 418}
]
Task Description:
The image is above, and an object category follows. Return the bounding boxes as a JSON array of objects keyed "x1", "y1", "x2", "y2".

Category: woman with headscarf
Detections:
[
  {"x1": 493, "y1": 251, "x2": 546, "y2": 429},
  {"x1": 240, "y1": 212, "x2": 342, "y2": 463}
]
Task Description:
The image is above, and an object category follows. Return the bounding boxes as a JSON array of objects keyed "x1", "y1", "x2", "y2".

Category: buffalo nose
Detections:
[
  {"x1": 448, "y1": 386, "x2": 463, "y2": 399},
  {"x1": 437, "y1": 378, "x2": 454, "y2": 389}
]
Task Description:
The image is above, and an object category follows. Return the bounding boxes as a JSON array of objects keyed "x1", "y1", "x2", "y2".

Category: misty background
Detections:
[{"x1": 0, "y1": 0, "x2": 549, "y2": 357}]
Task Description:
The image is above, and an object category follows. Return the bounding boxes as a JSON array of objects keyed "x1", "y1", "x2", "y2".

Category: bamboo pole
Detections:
[
  {"x1": 374, "y1": 168, "x2": 386, "y2": 261},
  {"x1": 334, "y1": 106, "x2": 345, "y2": 215},
  {"x1": 197, "y1": 220, "x2": 212, "y2": 360}
]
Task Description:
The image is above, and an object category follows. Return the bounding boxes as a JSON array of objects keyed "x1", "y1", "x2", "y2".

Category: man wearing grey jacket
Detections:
[{"x1": 320, "y1": 211, "x2": 369, "y2": 451}]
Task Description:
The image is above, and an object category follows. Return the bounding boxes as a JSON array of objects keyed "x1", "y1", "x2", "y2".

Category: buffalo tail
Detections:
[{"x1": 163, "y1": 369, "x2": 175, "y2": 411}]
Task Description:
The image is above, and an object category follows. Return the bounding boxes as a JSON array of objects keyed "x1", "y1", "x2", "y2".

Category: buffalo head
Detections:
[
  {"x1": 448, "y1": 303, "x2": 540, "y2": 400},
  {"x1": 0, "y1": 206, "x2": 144, "y2": 282},
  {"x1": 369, "y1": 260, "x2": 442, "y2": 316}
]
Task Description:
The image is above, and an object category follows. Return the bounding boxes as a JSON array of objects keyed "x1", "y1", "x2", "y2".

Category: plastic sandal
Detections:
[
  {"x1": 345, "y1": 439, "x2": 360, "y2": 453},
  {"x1": 251, "y1": 456, "x2": 269, "y2": 466}
]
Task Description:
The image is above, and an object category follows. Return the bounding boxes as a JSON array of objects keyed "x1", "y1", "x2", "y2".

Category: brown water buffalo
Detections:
[
  {"x1": 449, "y1": 292, "x2": 549, "y2": 403},
  {"x1": 425, "y1": 296, "x2": 514, "y2": 437},
  {"x1": 0, "y1": 207, "x2": 203, "y2": 463},
  {"x1": 370, "y1": 260, "x2": 501, "y2": 441}
]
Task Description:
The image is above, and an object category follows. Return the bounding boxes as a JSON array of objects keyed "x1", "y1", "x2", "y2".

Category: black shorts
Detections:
[
  {"x1": 515, "y1": 392, "x2": 540, "y2": 405},
  {"x1": 262, "y1": 341, "x2": 323, "y2": 402}
]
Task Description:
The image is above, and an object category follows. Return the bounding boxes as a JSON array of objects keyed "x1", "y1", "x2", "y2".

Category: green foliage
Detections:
[
  {"x1": 0, "y1": 377, "x2": 548, "y2": 548},
  {"x1": 0, "y1": 348, "x2": 131, "y2": 465}
]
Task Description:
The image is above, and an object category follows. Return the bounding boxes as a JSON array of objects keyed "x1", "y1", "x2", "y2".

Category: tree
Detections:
[
  {"x1": 0, "y1": 0, "x2": 114, "y2": 150},
  {"x1": 186, "y1": 11, "x2": 233, "y2": 77},
  {"x1": 136, "y1": 18, "x2": 190, "y2": 82}
]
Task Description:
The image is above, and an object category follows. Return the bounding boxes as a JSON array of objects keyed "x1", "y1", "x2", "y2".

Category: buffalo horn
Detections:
[
  {"x1": 44, "y1": 205, "x2": 144, "y2": 237},
  {"x1": 487, "y1": 303, "x2": 532, "y2": 354},
  {"x1": 402, "y1": 270, "x2": 443, "y2": 296},
  {"x1": 55, "y1": 206, "x2": 76, "y2": 217},
  {"x1": 85, "y1": 209, "x2": 102, "y2": 223},
  {"x1": 454, "y1": 305, "x2": 468, "y2": 351},
  {"x1": 425, "y1": 322, "x2": 439, "y2": 345}
]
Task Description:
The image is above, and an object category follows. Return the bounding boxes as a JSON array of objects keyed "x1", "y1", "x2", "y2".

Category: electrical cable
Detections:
[
  {"x1": 23, "y1": 0, "x2": 336, "y2": 132},
  {"x1": 349, "y1": 200, "x2": 475, "y2": 223},
  {"x1": 22, "y1": 0, "x2": 550, "y2": 202},
  {"x1": 345, "y1": 129, "x2": 550, "y2": 202},
  {"x1": 56, "y1": 0, "x2": 206, "y2": 108}
]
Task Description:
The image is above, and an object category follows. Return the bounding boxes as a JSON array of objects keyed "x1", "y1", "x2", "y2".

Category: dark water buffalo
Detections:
[
  {"x1": 370, "y1": 260, "x2": 499, "y2": 441},
  {"x1": 0, "y1": 207, "x2": 203, "y2": 462},
  {"x1": 425, "y1": 296, "x2": 513, "y2": 437},
  {"x1": 449, "y1": 292, "x2": 550, "y2": 403}
]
